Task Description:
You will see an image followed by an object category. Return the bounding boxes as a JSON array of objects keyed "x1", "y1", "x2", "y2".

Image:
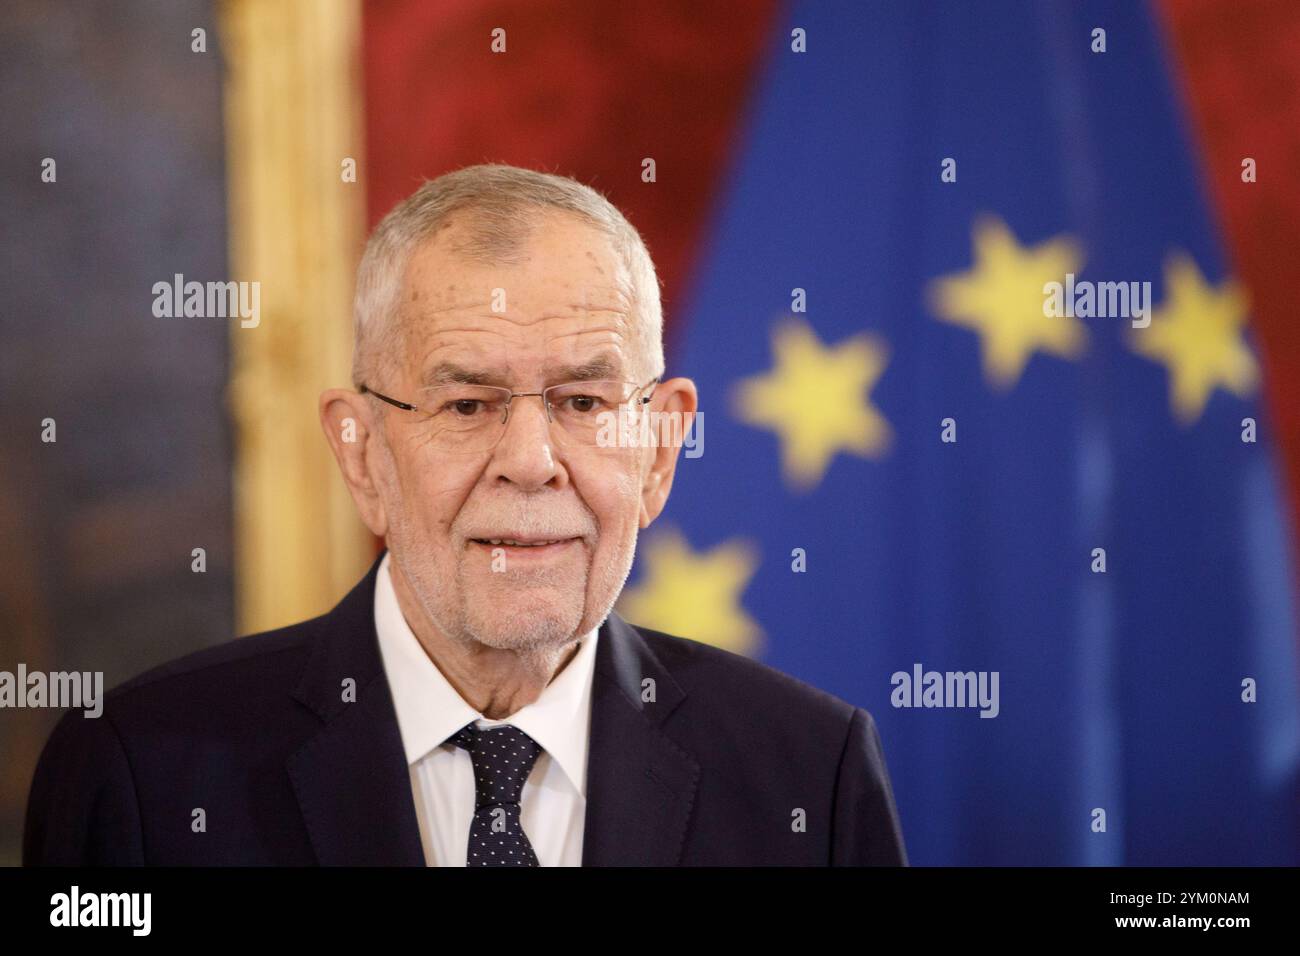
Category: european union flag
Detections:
[{"x1": 616, "y1": 0, "x2": 1300, "y2": 864}]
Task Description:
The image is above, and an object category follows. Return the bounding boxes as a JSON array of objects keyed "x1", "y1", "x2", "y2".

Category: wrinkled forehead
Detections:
[{"x1": 395, "y1": 218, "x2": 640, "y2": 386}]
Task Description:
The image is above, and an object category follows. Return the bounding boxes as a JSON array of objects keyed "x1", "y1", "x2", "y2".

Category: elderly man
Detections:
[{"x1": 24, "y1": 164, "x2": 907, "y2": 866}]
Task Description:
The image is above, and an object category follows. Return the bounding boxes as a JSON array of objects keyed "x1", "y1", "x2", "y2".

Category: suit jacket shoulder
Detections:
[
  {"x1": 22, "y1": 572, "x2": 390, "y2": 866},
  {"x1": 591, "y1": 619, "x2": 908, "y2": 865}
]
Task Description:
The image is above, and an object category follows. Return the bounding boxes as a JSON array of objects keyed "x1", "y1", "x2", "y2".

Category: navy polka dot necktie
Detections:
[{"x1": 449, "y1": 722, "x2": 544, "y2": 867}]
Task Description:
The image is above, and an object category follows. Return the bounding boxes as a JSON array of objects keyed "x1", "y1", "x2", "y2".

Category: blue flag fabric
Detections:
[{"x1": 619, "y1": 0, "x2": 1300, "y2": 864}]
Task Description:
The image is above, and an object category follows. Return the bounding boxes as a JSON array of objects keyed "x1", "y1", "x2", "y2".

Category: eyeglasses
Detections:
[{"x1": 359, "y1": 376, "x2": 660, "y2": 453}]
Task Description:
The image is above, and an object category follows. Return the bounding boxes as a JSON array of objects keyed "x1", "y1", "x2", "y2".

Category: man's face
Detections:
[{"x1": 372, "y1": 211, "x2": 651, "y2": 653}]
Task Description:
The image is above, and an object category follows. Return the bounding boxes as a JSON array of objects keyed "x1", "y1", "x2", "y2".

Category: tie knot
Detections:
[{"x1": 448, "y1": 723, "x2": 544, "y2": 808}]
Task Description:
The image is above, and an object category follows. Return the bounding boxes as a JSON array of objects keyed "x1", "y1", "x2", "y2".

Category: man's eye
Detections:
[
  {"x1": 564, "y1": 395, "x2": 604, "y2": 413},
  {"x1": 447, "y1": 399, "x2": 486, "y2": 416}
]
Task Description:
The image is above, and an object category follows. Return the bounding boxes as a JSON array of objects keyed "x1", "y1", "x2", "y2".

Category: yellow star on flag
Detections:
[
  {"x1": 929, "y1": 215, "x2": 1087, "y2": 389},
  {"x1": 616, "y1": 527, "x2": 761, "y2": 656},
  {"x1": 1127, "y1": 253, "x2": 1258, "y2": 426},
  {"x1": 732, "y1": 317, "x2": 890, "y2": 491}
]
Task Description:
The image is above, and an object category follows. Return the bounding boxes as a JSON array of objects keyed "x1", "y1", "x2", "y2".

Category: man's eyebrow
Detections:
[
  {"x1": 421, "y1": 362, "x2": 506, "y2": 387},
  {"x1": 419, "y1": 353, "x2": 624, "y2": 388},
  {"x1": 551, "y1": 353, "x2": 621, "y2": 381}
]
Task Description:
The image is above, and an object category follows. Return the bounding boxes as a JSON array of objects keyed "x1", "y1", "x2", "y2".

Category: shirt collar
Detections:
[{"x1": 372, "y1": 551, "x2": 599, "y2": 798}]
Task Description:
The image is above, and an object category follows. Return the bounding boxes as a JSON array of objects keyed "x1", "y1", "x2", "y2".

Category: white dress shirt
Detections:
[{"x1": 372, "y1": 552, "x2": 598, "y2": 866}]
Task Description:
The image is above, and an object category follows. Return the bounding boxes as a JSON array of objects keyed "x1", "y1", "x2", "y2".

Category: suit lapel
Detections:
[
  {"x1": 582, "y1": 613, "x2": 700, "y2": 866},
  {"x1": 286, "y1": 553, "x2": 426, "y2": 866}
]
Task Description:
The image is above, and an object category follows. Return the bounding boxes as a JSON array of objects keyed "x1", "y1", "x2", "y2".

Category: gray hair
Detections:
[{"x1": 351, "y1": 163, "x2": 665, "y2": 391}]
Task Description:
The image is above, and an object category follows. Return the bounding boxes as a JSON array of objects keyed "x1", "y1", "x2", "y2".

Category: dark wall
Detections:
[{"x1": 0, "y1": 1, "x2": 234, "y2": 865}]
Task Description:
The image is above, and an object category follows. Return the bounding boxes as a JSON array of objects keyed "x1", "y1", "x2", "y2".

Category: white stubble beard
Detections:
[{"x1": 379, "y1": 439, "x2": 643, "y2": 661}]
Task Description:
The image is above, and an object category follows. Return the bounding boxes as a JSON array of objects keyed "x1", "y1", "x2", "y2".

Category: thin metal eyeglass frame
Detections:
[{"x1": 357, "y1": 376, "x2": 661, "y2": 427}]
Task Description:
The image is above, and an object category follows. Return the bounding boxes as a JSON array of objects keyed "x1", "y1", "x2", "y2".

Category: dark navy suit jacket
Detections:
[{"x1": 24, "y1": 552, "x2": 908, "y2": 866}]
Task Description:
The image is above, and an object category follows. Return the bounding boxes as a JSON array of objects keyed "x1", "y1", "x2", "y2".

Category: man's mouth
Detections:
[
  {"x1": 469, "y1": 536, "x2": 579, "y2": 547},
  {"x1": 466, "y1": 535, "x2": 584, "y2": 563}
]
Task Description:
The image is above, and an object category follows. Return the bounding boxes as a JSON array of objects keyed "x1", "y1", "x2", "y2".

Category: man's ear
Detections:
[
  {"x1": 319, "y1": 388, "x2": 389, "y2": 536},
  {"x1": 638, "y1": 377, "x2": 699, "y2": 529}
]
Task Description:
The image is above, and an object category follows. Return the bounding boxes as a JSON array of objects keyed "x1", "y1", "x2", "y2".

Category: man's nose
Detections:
[{"x1": 487, "y1": 394, "x2": 566, "y2": 489}]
